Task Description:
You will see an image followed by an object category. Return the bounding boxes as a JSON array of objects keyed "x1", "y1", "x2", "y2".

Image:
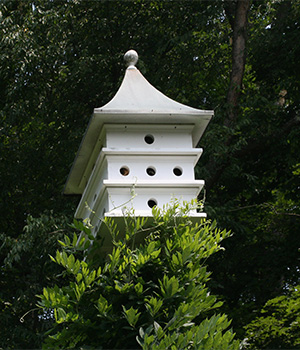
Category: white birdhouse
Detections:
[{"x1": 64, "y1": 50, "x2": 213, "y2": 237}]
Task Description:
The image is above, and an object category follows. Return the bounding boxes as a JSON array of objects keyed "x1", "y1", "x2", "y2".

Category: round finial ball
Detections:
[{"x1": 124, "y1": 50, "x2": 138, "y2": 67}]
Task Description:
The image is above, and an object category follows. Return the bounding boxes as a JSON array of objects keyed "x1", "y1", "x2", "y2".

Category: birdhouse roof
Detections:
[
  {"x1": 64, "y1": 51, "x2": 213, "y2": 195},
  {"x1": 96, "y1": 67, "x2": 211, "y2": 115}
]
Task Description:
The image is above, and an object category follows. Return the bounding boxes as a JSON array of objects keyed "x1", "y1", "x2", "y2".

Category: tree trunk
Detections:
[
  {"x1": 205, "y1": 0, "x2": 250, "y2": 191},
  {"x1": 225, "y1": 0, "x2": 250, "y2": 128}
]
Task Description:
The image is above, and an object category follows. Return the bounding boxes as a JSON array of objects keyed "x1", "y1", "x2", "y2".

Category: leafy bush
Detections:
[
  {"x1": 243, "y1": 286, "x2": 300, "y2": 349},
  {"x1": 38, "y1": 201, "x2": 240, "y2": 349},
  {"x1": 0, "y1": 212, "x2": 72, "y2": 349}
]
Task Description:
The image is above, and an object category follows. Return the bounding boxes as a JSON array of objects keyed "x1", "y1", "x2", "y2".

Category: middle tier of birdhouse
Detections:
[{"x1": 74, "y1": 124, "x2": 205, "y2": 233}]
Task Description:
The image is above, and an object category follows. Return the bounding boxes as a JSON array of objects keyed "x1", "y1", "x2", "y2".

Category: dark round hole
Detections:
[
  {"x1": 173, "y1": 167, "x2": 183, "y2": 176},
  {"x1": 146, "y1": 167, "x2": 156, "y2": 176},
  {"x1": 144, "y1": 134, "x2": 154, "y2": 144},
  {"x1": 147, "y1": 199, "x2": 157, "y2": 208},
  {"x1": 120, "y1": 166, "x2": 130, "y2": 176}
]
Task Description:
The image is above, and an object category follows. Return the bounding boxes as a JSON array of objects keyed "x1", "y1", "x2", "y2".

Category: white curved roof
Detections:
[{"x1": 96, "y1": 66, "x2": 211, "y2": 115}]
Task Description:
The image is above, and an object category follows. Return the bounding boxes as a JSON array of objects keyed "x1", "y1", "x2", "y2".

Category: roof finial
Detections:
[{"x1": 124, "y1": 50, "x2": 138, "y2": 69}]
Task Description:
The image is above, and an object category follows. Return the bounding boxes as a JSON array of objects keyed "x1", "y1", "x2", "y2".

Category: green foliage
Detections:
[
  {"x1": 0, "y1": 212, "x2": 72, "y2": 349},
  {"x1": 0, "y1": 0, "x2": 299, "y2": 346},
  {"x1": 38, "y1": 202, "x2": 239, "y2": 349},
  {"x1": 199, "y1": 0, "x2": 300, "y2": 339},
  {"x1": 243, "y1": 286, "x2": 300, "y2": 349}
]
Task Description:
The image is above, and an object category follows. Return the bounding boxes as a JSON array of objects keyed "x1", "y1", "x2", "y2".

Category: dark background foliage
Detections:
[{"x1": 0, "y1": 0, "x2": 299, "y2": 348}]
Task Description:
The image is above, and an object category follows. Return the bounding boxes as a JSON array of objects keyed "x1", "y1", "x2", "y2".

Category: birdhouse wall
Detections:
[
  {"x1": 87, "y1": 184, "x2": 205, "y2": 235},
  {"x1": 106, "y1": 154, "x2": 198, "y2": 181},
  {"x1": 105, "y1": 124, "x2": 193, "y2": 149},
  {"x1": 74, "y1": 121, "x2": 206, "y2": 232},
  {"x1": 75, "y1": 155, "x2": 108, "y2": 220},
  {"x1": 104, "y1": 185, "x2": 204, "y2": 215}
]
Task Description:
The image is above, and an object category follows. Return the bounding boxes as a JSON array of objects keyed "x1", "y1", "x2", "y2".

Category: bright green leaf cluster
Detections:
[
  {"x1": 38, "y1": 201, "x2": 239, "y2": 349},
  {"x1": 244, "y1": 286, "x2": 300, "y2": 349}
]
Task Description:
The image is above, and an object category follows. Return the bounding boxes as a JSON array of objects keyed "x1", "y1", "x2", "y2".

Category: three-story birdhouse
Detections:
[{"x1": 64, "y1": 50, "x2": 213, "y2": 237}]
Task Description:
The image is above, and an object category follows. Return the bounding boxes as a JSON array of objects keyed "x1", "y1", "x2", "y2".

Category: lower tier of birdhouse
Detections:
[{"x1": 76, "y1": 180, "x2": 206, "y2": 237}]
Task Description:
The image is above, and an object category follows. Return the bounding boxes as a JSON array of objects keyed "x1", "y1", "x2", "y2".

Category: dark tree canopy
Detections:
[{"x1": 0, "y1": 0, "x2": 299, "y2": 348}]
